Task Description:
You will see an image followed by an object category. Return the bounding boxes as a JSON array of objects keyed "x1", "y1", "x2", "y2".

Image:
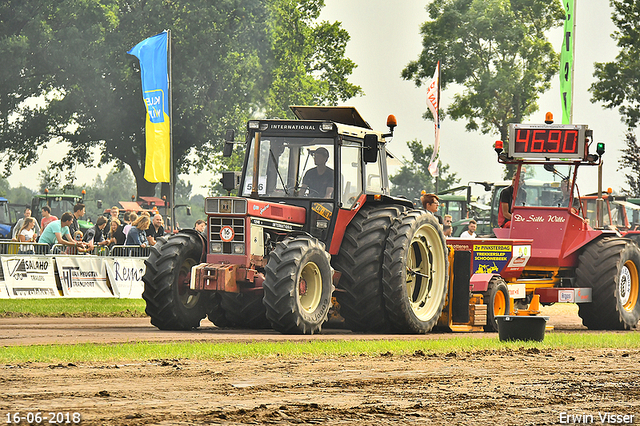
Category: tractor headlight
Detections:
[
  {"x1": 211, "y1": 242, "x2": 223, "y2": 253},
  {"x1": 232, "y1": 243, "x2": 244, "y2": 254}
]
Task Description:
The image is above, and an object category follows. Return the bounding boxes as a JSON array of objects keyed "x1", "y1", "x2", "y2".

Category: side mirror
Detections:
[
  {"x1": 186, "y1": 206, "x2": 192, "y2": 216},
  {"x1": 97, "y1": 200, "x2": 103, "y2": 209},
  {"x1": 363, "y1": 134, "x2": 379, "y2": 163},
  {"x1": 221, "y1": 171, "x2": 242, "y2": 193},
  {"x1": 223, "y1": 129, "x2": 235, "y2": 157}
]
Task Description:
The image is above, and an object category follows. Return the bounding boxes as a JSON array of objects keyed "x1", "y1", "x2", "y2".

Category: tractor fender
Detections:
[
  {"x1": 329, "y1": 194, "x2": 413, "y2": 255},
  {"x1": 469, "y1": 273, "x2": 497, "y2": 293},
  {"x1": 177, "y1": 228, "x2": 208, "y2": 263},
  {"x1": 563, "y1": 229, "x2": 617, "y2": 258}
]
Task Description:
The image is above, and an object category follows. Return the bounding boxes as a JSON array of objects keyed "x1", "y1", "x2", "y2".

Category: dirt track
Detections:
[{"x1": 1, "y1": 305, "x2": 640, "y2": 425}]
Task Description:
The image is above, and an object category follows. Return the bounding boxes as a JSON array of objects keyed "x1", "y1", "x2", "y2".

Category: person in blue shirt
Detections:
[
  {"x1": 38, "y1": 212, "x2": 79, "y2": 250},
  {"x1": 125, "y1": 215, "x2": 150, "y2": 247}
]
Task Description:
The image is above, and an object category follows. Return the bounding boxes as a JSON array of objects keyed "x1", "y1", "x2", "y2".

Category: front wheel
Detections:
[
  {"x1": 263, "y1": 236, "x2": 333, "y2": 334},
  {"x1": 576, "y1": 238, "x2": 640, "y2": 330},
  {"x1": 143, "y1": 233, "x2": 209, "y2": 330},
  {"x1": 382, "y1": 210, "x2": 449, "y2": 333}
]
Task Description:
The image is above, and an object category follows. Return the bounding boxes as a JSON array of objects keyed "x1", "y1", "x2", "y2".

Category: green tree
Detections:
[
  {"x1": 618, "y1": 132, "x2": 640, "y2": 197},
  {"x1": 389, "y1": 139, "x2": 459, "y2": 203},
  {"x1": 590, "y1": 0, "x2": 640, "y2": 128},
  {"x1": 402, "y1": 0, "x2": 564, "y2": 171},
  {"x1": 0, "y1": 0, "x2": 360, "y2": 196}
]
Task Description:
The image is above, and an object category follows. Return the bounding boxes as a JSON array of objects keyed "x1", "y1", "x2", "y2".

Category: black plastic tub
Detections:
[{"x1": 496, "y1": 315, "x2": 550, "y2": 342}]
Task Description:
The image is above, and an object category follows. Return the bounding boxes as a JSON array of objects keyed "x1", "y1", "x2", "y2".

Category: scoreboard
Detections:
[{"x1": 508, "y1": 123, "x2": 587, "y2": 159}]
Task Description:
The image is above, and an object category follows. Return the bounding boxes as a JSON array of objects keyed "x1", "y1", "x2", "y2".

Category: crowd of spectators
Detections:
[{"x1": 10, "y1": 204, "x2": 208, "y2": 253}]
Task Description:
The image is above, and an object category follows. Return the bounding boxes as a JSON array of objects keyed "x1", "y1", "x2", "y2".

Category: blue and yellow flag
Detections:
[{"x1": 128, "y1": 31, "x2": 170, "y2": 183}]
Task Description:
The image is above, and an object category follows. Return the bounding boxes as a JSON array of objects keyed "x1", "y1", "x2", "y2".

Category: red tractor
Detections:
[
  {"x1": 142, "y1": 107, "x2": 449, "y2": 334},
  {"x1": 445, "y1": 118, "x2": 640, "y2": 331}
]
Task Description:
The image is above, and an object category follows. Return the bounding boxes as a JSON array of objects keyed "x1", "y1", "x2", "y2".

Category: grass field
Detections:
[
  {"x1": 2, "y1": 333, "x2": 640, "y2": 364},
  {"x1": 0, "y1": 298, "x2": 147, "y2": 317},
  {"x1": 2, "y1": 299, "x2": 639, "y2": 363}
]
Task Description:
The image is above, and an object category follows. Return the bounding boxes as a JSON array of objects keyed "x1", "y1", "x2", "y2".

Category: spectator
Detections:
[
  {"x1": 125, "y1": 215, "x2": 150, "y2": 247},
  {"x1": 443, "y1": 214, "x2": 453, "y2": 227},
  {"x1": 17, "y1": 217, "x2": 37, "y2": 254},
  {"x1": 147, "y1": 214, "x2": 165, "y2": 246},
  {"x1": 12, "y1": 207, "x2": 41, "y2": 240},
  {"x1": 40, "y1": 206, "x2": 58, "y2": 231},
  {"x1": 38, "y1": 212, "x2": 78, "y2": 250},
  {"x1": 194, "y1": 219, "x2": 207, "y2": 235},
  {"x1": 83, "y1": 216, "x2": 110, "y2": 250},
  {"x1": 460, "y1": 219, "x2": 478, "y2": 238},
  {"x1": 420, "y1": 192, "x2": 443, "y2": 225},
  {"x1": 104, "y1": 206, "x2": 120, "y2": 239},
  {"x1": 68, "y1": 203, "x2": 86, "y2": 237},
  {"x1": 123, "y1": 212, "x2": 137, "y2": 236},
  {"x1": 443, "y1": 224, "x2": 452, "y2": 237},
  {"x1": 107, "y1": 218, "x2": 126, "y2": 247}
]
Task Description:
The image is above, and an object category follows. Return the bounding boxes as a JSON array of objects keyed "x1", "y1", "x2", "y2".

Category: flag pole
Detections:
[{"x1": 167, "y1": 29, "x2": 175, "y2": 232}]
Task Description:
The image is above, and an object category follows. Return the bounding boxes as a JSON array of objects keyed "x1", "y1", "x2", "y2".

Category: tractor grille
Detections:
[{"x1": 209, "y1": 217, "x2": 245, "y2": 254}]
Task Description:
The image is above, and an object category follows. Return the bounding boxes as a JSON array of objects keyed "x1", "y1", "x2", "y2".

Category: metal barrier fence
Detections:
[
  {"x1": 0, "y1": 240, "x2": 150, "y2": 258},
  {"x1": 109, "y1": 245, "x2": 151, "y2": 258},
  {"x1": 0, "y1": 241, "x2": 49, "y2": 255}
]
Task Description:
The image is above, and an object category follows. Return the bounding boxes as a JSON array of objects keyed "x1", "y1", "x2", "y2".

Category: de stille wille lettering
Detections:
[{"x1": 513, "y1": 213, "x2": 567, "y2": 223}]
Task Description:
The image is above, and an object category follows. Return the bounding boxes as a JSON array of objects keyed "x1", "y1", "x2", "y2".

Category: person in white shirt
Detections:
[{"x1": 460, "y1": 219, "x2": 477, "y2": 238}]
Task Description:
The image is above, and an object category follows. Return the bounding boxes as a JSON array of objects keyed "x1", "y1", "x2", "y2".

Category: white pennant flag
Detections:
[{"x1": 426, "y1": 61, "x2": 440, "y2": 177}]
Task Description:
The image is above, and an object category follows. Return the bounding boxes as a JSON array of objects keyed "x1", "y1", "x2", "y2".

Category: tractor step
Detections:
[{"x1": 536, "y1": 287, "x2": 592, "y2": 303}]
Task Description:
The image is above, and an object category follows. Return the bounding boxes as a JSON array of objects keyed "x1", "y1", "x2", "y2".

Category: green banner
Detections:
[{"x1": 560, "y1": 0, "x2": 574, "y2": 124}]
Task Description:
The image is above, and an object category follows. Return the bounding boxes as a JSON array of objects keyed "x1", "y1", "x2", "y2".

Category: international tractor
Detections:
[
  {"x1": 142, "y1": 106, "x2": 449, "y2": 334},
  {"x1": 443, "y1": 115, "x2": 640, "y2": 331}
]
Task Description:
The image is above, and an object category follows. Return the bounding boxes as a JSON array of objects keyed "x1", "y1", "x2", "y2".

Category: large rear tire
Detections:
[
  {"x1": 143, "y1": 233, "x2": 208, "y2": 330},
  {"x1": 483, "y1": 276, "x2": 510, "y2": 332},
  {"x1": 382, "y1": 210, "x2": 448, "y2": 333},
  {"x1": 576, "y1": 238, "x2": 640, "y2": 330},
  {"x1": 331, "y1": 205, "x2": 404, "y2": 332},
  {"x1": 263, "y1": 236, "x2": 333, "y2": 334}
]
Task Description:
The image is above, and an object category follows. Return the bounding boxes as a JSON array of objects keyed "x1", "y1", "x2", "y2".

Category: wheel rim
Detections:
[
  {"x1": 619, "y1": 260, "x2": 639, "y2": 312},
  {"x1": 298, "y1": 261, "x2": 322, "y2": 314},
  {"x1": 177, "y1": 257, "x2": 200, "y2": 309},
  {"x1": 406, "y1": 223, "x2": 446, "y2": 321},
  {"x1": 493, "y1": 289, "x2": 507, "y2": 316}
]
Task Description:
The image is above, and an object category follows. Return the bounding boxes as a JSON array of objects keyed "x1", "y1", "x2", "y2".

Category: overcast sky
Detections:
[
  {"x1": 320, "y1": 0, "x2": 628, "y2": 199},
  {"x1": 7, "y1": 0, "x2": 629, "y2": 198}
]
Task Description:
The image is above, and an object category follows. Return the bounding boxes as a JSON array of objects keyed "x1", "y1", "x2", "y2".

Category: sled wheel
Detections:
[
  {"x1": 577, "y1": 238, "x2": 640, "y2": 329},
  {"x1": 483, "y1": 276, "x2": 510, "y2": 332}
]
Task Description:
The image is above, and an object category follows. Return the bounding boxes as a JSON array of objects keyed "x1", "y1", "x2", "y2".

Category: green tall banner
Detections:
[{"x1": 560, "y1": 0, "x2": 574, "y2": 124}]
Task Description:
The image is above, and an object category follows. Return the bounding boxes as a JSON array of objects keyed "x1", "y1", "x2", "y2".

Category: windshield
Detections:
[
  {"x1": 242, "y1": 136, "x2": 335, "y2": 198},
  {"x1": 515, "y1": 164, "x2": 574, "y2": 208}
]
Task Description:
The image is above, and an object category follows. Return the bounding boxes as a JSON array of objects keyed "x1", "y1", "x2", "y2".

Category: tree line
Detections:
[{"x1": 2, "y1": 0, "x2": 640, "y2": 199}]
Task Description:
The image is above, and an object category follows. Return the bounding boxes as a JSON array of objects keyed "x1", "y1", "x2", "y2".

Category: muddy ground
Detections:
[{"x1": 1, "y1": 305, "x2": 640, "y2": 425}]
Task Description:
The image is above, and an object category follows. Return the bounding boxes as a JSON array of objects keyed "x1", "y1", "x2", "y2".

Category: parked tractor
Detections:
[
  {"x1": 444, "y1": 117, "x2": 640, "y2": 331},
  {"x1": 143, "y1": 106, "x2": 449, "y2": 334}
]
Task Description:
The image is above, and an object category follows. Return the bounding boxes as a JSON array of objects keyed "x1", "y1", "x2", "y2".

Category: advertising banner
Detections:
[
  {"x1": 105, "y1": 258, "x2": 146, "y2": 298},
  {"x1": 1, "y1": 256, "x2": 59, "y2": 298},
  {"x1": 56, "y1": 257, "x2": 113, "y2": 298}
]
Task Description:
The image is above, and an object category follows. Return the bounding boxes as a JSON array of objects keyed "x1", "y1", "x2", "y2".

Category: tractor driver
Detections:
[
  {"x1": 555, "y1": 178, "x2": 580, "y2": 213},
  {"x1": 299, "y1": 147, "x2": 333, "y2": 198},
  {"x1": 499, "y1": 173, "x2": 527, "y2": 228}
]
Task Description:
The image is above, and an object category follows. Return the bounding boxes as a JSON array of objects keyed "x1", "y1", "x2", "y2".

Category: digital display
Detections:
[{"x1": 508, "y1": 124, "x2": 587, "y2": 159}]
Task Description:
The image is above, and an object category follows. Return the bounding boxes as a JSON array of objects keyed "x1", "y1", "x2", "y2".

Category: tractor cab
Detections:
[{"x1": 223, "y1": 106, "x2": 403, "y2": 251}]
